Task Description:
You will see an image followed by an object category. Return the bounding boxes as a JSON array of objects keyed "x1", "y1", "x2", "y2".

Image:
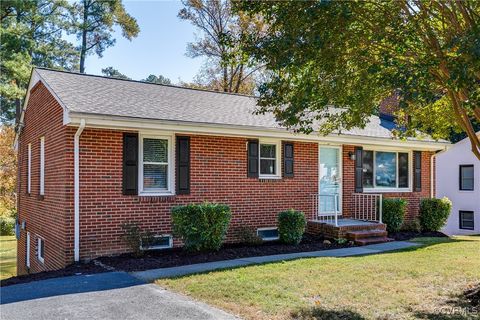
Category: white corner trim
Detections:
[{"x1": 74, "y1": 119, "x2": 85, "y2": 262}]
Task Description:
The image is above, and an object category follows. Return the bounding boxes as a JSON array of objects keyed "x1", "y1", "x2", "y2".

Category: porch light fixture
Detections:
[{"x1": 348, "y1": 151, "x2": 356, "y2": 161}]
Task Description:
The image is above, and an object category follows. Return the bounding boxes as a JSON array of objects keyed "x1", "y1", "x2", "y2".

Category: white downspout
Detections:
[
  {"x1": 430, "y1": 153, "x2": 435, "y2": 198},
  {"x1": 74, "y1": 119, "x2": 85, "y2": 262}
]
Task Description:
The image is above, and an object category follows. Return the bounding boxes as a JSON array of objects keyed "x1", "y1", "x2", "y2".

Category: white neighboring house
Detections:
[{"x1": 436, "y1": 135, "x2": 480, "y2": 235}]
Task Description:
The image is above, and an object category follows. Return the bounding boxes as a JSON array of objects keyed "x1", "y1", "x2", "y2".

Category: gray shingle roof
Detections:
[{"x1": 35, "y1": 68, "x2": 442, "y2": 142}]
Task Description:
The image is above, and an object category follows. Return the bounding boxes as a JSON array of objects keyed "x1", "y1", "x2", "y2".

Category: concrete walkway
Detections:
[
  {"x1": 1, "y1": 272, "x2": 237, "y2": 320},
  {"x1": 132, "y1": 240, "x2": 421, "y2": 282}
]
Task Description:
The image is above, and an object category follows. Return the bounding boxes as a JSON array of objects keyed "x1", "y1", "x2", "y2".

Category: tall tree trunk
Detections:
[
  {"x1": 79, "y1": 0, "x2": 88, "y2": 73},
  {"x1": 234, "y1": 64, "x2": 244, "y2": 93},
  {"x1": 223, "y1": 65, "x2": 228, "y2": 92}
]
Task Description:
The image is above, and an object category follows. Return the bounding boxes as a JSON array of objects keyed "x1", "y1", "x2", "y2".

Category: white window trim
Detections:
[
  {"x1": 259, "y1": 139, "x2": 281, "y2": 179},
  {"x1": 140, "y1": 234, "x2": 173, "y2": 250},
  {"x1": 40, "y1": 136, "x2": 45, "y2": 195},
  {"x1": 138, "y1": 133, "x2": 175, "y2": 196},
  {"x1": 257, "y1": 227, "x2": 279, "y2": 241},
  {"x1": 37, "y1": 237, "x2": 45, "y2": 263},
  {"x1": 363, "y1": 148, "x2": 413, "y2": 193},
  {"x1": 27, "y1": 143, "x2": 31, "y2": 194}
]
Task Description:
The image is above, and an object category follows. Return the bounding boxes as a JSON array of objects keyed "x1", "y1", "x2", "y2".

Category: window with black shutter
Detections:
[
  {"x1": 414, "y1": 151, "x2": 422, "y2": 192},
  {"x1": 283, "y1": 142, "x2": 294, "y2": 177},
  {"x1": 176, "y1": 136, "x2": 190, "y2": 194},
  {"x1": 354, "y1": 147, "x2": 363, "y2": 193},
  {"x1": 123, "y1": 132, "x2": 138, "y2": 195},
  {"x1": 247, "y1": 140, "x2": 259, "y2": 178}
]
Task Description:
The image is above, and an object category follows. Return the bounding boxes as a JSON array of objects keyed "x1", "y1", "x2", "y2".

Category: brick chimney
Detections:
[{"x1": 379, "y1": 92, "x2": 400, "y2": 122}]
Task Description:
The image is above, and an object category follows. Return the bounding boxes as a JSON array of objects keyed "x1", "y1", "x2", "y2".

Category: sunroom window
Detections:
[
  {"x1": 140, "y1": 136, "x2": 172, "y2": 194},
  {"x1": 363, "y1": 151, "x2": 410, "y2": 190}
]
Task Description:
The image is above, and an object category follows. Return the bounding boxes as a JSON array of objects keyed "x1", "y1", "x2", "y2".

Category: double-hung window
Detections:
[
  {"x1": 459, "y1": 165, "x2": 474, "y2": 191},
  {"x1": 363, "y1": 150, "x2": 410, "y2": 190},
  {"x1": 259, "y1": 140, "x2": 280, "y2": 178},
  {"x1": 40, "y1": 136, "x2": 45, "y2": 196},
  {"x1": 139, "y1": 135, "x2": 173, "y2": 195},
  {"x1": 27, "y1": 143, "x2": 32, "y2": 194},
  {"x1": 459, "y1": 211, "x2": 474, "y2": 230}
]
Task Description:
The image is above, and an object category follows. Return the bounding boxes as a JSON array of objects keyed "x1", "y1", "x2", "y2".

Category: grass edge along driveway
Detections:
[
  {"x1": 157, "y1": 236, "x2": 480, "y2": 320},
  {"x1": 0, "y1": 235, "x2": 17, "y2": 280}
]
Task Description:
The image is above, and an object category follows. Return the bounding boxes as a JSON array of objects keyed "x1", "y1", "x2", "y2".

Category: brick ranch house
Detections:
[{"x1": 15, "y1": 68, "x2": 449, "y2": 275}]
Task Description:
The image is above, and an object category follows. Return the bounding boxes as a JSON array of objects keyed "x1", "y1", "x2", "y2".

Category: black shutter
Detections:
[
  {"x1": 176, "y1": 136, "x2": 190, "y2": 195},
  {"x1": 283, "y1": 142, "x2": 294, "y2": 177},
  {"x1": 354, "y1": 147, "x2": 363, "y2": 193},
  {"x1": 247, "y1": 139, "x2": 259, "y2": 178},
  {"x1": 123, "y1": 132, "x2": 138, "y2": 195},
  {"x1": 414, "y1": 151, "x2": 422, "y2": 192}
]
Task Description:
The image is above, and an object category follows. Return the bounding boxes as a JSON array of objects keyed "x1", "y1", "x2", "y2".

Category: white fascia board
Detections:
[{"x1": 68, "y1": 112, "x2": 450, "y2": 151}]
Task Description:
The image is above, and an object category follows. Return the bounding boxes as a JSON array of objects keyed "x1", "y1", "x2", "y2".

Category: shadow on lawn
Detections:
[
  {"x1": 291, "y1": 307, "x2": 366, "y2": 320},
  {"x1": 413, "y1": 283, "x2": 480, "y2": 320}
]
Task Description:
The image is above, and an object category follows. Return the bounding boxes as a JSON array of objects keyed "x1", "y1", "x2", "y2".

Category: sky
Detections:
[{"x1": 82, "y1": 1, "x2": 203, "y2": 83}]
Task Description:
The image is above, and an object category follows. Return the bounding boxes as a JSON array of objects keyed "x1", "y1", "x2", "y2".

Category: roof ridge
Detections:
[{"x1": 34, "y1": 66, "x2": 257, "y2": 99}]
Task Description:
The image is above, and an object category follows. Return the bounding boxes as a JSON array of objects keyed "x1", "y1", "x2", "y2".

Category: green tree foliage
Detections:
[
  {"x1": 142, "y1": 74, "x2": 172, "y2": 85},
  {"x1": 178, "y1": 0, "x2": 264, "y2": 94},
  {"x1": 237, "y1": 1, "x2": 480, "y2": 158},
  {"x1": 71, "y1": 0, "x2": 139, "y2": 73},
  {"x1": 101, "y1": 66, "x2": 131, "y2": 79},
  {"x1": 0, "y1": 0, "x2": 78, "y2": 123}
]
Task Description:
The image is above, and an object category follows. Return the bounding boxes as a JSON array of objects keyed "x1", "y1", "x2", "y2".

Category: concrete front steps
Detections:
[{"x1": 346, "y1": 229, "x2": 394, "y2": 246}]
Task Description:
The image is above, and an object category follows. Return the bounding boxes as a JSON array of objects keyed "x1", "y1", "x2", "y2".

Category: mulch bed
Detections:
[
  {"x1": 98, "y1": 234, "x2": 353, "y2": 272},
  {"x1": 0, "y1": 261, "x2": 107, "y2": 287},
  {"x1": 389, "y1": 231, "x2": 448, "y2": 241}
]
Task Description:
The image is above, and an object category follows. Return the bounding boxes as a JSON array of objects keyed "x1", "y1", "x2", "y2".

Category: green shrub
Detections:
[
  {"x1": 171, "y1": 202, "x2": 231, "y2": 252},
  {"x1": 0, "y1": 216, "x2": 15, "y2": 236},
  {"x1": 419, "y1": 197, "x2": 452, "y2": 231},
  {"x1": 121, "y1": 222, "x2": 154, "y2": 257},
  {"x1": 277, "y1": 209, "x2": 306, "y2": 245},
  {"x1": 382, "y1": 198, "x2": 407, "y2": 233},
  {"x1": 236, "y1": 226, "x2": 263, "y2": 246},
  {"x1": 401, "y1": 219, "x2": 422, "y2": 233}
]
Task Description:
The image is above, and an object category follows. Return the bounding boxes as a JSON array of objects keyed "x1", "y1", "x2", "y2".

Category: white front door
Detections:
[{"x1": 319, "y1": 146, "x2": 342, "y2": 215}]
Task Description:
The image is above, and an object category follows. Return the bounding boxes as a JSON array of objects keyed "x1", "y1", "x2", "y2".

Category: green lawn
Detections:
[
  {"x1": 157, "y1": 236, "x2": 480, "y2": 320},
  {"x1": 0, "y1": 235, "x2": 17, "y2": 280}
]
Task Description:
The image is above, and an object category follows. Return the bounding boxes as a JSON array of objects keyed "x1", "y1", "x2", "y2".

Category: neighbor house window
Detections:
[
  {"x1": 459, "y1": 165, "x2": 474, "y2": 191},
  {"x1": 40, "y1": 137, "x2": 45, "y2": 195},
  {"x1": 141, "y1": 235, "x2": 173, "y2": 250},
  {"x1": 27, "y1": 143, "x2": 31, "y2": 194},
  {"x1": 257, "y1": 228, "x2": 279, "y2": 241},
  {"x1": 139, "y1": 135, "x2": 173, "y2": 195},
  {"x1": 363, "y1": 150, "x2": 410, "y2": 190},
  {"x1": 37, "y1": 237, "x2": 44, "y2": 263},
  {"x1": 459, "y1": 211, "x2": 474, "y2": 230},
  {"x1": 259, "y1": 140, "x2": 280, "y2": 178}
]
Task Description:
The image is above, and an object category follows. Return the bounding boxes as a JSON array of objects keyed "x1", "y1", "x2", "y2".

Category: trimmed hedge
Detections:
[
  {"x1": 382, "y1": 198, "x2": 407, "y2": 233},
  {"x1": 419, "y1": 197, "x2": 452, "y2": 232},
  {"x1": 171, "y1": 202, "x2": 231, "y2": 252},
  {"x1": 277, "y1": 209, "x2": 306, "y2": 245}
]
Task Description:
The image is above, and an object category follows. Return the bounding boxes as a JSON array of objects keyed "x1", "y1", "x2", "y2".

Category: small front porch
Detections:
[{"x1": 307, "y1": 193, "x2": 392, "y2": 245}]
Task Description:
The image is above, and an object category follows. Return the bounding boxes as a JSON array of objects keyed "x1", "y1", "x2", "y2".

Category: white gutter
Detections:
[
  {"x1": 430, "y1": 146, "x2": 449, "y2": 198},
  {"x1": 74, "y1": 119, "x2": 85, "y2": 262}
]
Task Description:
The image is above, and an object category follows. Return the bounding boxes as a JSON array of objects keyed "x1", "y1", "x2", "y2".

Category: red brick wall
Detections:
[
  {"x1": 17, "y1": 83, "x2": 436, "y2": 274},
  {"x1": 72, "y1": 129, "x2": 318, "y2": 260},
  {"x1": 342, "y1": 145, "x2": 434, "y2": 221},
  {"x1": 17, "y1": 82, "x2": 71, "y2": 275}
]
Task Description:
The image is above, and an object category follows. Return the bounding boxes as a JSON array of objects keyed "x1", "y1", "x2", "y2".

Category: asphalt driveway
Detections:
[{"x1": 0, "y1": 272, "x2": 236, "y2": 320}]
